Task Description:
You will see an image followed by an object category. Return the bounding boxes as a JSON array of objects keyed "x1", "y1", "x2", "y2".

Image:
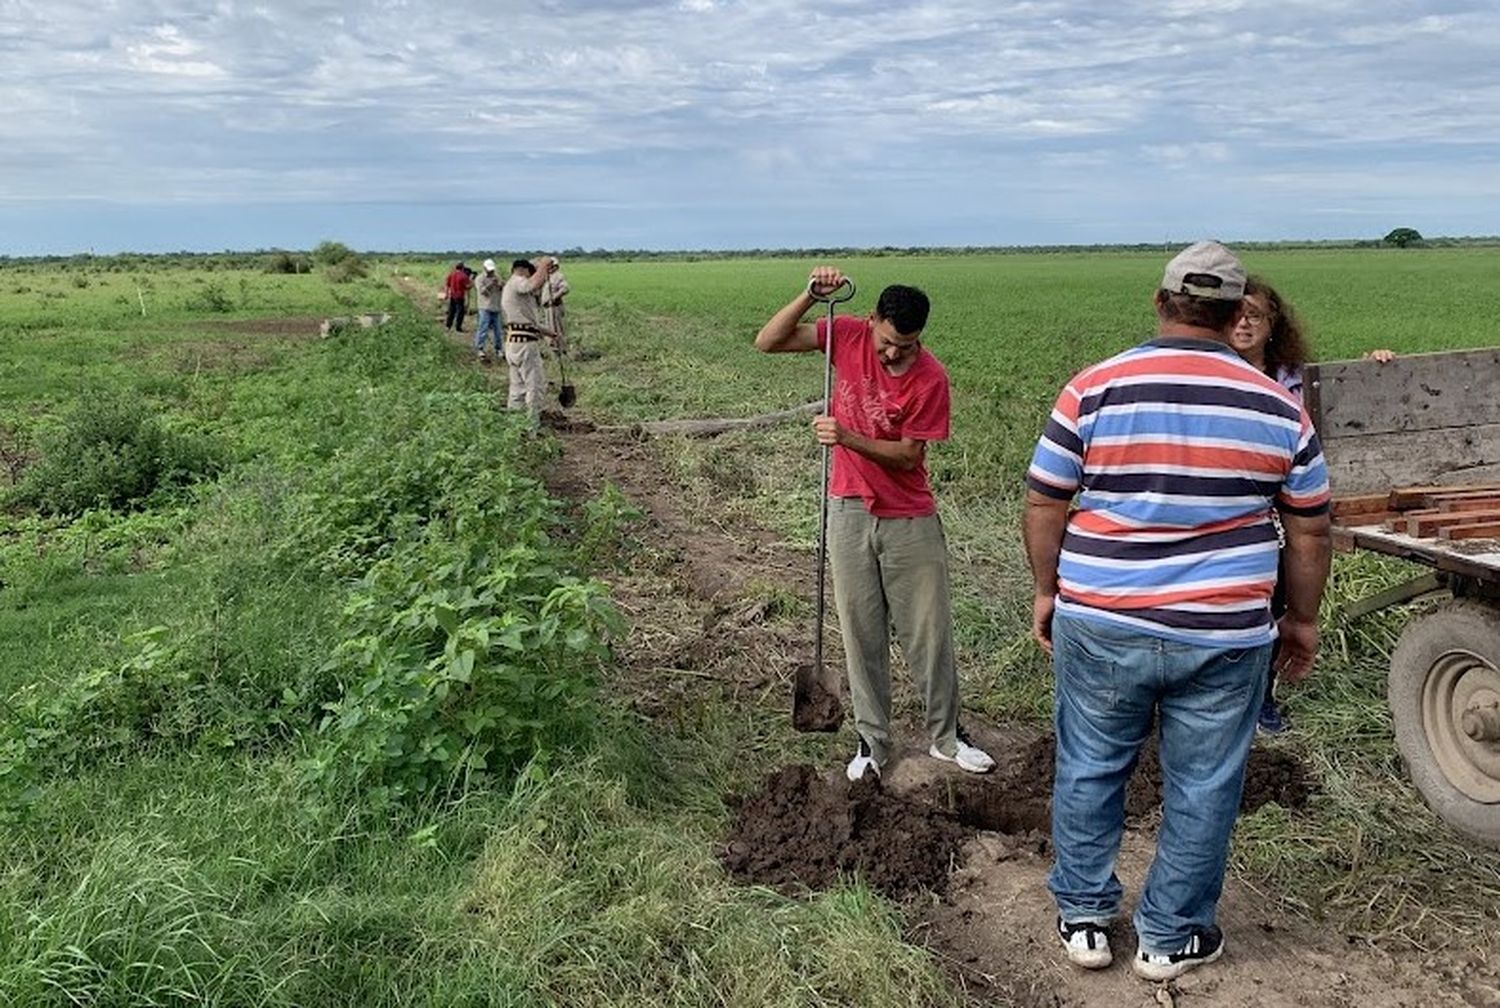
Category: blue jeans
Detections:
[
  {"x1": 1048, "y1": 611, "x2": 1269, "y2": 953},
  {"x1": 474, "y1": 310, "x2": 502, "y2": 353}
]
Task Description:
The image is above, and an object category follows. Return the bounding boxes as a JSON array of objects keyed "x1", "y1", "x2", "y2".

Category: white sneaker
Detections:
[
  {"x1": 846, "y1": 736, "x2": 881, "y2": 781},
  {"x1": 929, "y1": 727, "x2": 995, "y2": 774},
  {"x1": 1057, "y1": 917, "x2": 1112, "y2": 969}
]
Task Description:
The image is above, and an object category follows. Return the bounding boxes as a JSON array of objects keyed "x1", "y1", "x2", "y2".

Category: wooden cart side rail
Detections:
[
  {"x1": 1334, "y1": 524, "x2": 1500, "y2": 583},
  {"x1": 1307, "y1": 349, "x2": 1500, "y2": 495}
]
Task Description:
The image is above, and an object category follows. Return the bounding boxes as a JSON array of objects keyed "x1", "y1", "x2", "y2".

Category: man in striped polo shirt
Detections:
[{"x1": 1023, "y1": 241, "x2": 1332, "y2": 981}]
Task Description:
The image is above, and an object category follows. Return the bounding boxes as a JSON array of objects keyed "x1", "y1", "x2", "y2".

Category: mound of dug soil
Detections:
[
  {"x1": 1019, "y1": 735, "x2": 1315, "y2": 817},
  {"x1": 721, "y1": 739, "x2": 1315, "y2": 901},
  {"x1": 720, "y1": 765, "x2": 970, "y2": 898}
]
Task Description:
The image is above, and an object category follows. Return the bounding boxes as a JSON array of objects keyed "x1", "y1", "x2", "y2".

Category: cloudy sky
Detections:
[{"x1": 2, "y1": 0, "x2": 1497, "y2": 255}]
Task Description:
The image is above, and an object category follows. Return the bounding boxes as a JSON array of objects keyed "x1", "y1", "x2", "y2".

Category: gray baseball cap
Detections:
[{"x1": 1160, "y1": 241, "x2": 1246, "y2": 301}]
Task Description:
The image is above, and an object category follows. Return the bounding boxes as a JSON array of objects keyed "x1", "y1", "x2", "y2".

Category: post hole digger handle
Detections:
[
  {"x1": 807, "y1": 275, "x2": 857, "y2": 305},
  {"x1": 793, "y1": 273, "x2": 855, "y2": 732}
]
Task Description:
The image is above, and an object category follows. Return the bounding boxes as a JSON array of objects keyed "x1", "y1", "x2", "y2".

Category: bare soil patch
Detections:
[{"x1": 126, "y1": 316, "x2": 326, "y2": 376}]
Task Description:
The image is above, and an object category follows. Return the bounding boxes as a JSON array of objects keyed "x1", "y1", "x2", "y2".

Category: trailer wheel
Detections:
[{"x1": 1389, "y1": 600, "x2": 1500, "y2": 845}]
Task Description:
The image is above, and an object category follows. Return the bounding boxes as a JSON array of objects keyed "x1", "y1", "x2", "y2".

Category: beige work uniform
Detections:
[{"x1": 501, "y1": 273, "x2": 547, "y2": 418}]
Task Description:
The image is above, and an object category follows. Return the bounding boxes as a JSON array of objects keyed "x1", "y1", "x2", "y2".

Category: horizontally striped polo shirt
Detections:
[{"x1": 1026, "y1": 336, "x2": 1331, "y2": 647}]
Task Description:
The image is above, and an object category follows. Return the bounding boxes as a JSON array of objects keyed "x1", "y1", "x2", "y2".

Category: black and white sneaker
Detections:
[
  {"x1": 1057, "y1": 917, "x2": 1112, "y2": 969},
  {"x1": 1133, "y1": 925, "x2": 1224, "y2": 981},
  {"x1": 846, "y1": 736, "x2": 881, "y2": 781}
]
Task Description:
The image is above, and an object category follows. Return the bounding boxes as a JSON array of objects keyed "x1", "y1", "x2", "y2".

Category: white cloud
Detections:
[
  {"x1": 1144, "y1": 142, "x2": 1232, "y2": 165},
  {"x1": 123, "y1": 23, "x2": 226, "y2": 78}
]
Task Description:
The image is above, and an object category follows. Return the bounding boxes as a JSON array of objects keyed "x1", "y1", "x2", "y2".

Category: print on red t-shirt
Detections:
[{"x1": 816, "y1": 315, "x2": 950, "y2": 518}]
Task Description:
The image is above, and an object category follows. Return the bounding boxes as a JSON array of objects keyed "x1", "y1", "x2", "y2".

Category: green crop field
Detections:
[{"x1": 4, "y1": 246, "x2": 1500, "y2": 1005}]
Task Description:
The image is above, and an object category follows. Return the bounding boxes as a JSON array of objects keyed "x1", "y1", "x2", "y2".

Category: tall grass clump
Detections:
[
  {"x1": 13, "y1": 391, "x2": 223, "y2": 514},
  {"x1": 0, "y1": 832, "x2": 272, "y2": 1006}
]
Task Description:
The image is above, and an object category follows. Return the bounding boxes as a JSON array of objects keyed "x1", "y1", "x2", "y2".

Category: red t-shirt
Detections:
[
  {"x1": 816, "y1": 315, "x2": 950, "y2": 517},
  {"x1": 444, "y1": 269, "x2": 471, "y2": 299}
]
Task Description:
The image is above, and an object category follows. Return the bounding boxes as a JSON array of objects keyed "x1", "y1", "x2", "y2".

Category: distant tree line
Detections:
[{"x1": 2, "y1": 230, "x2": 1490, "y2": 269}]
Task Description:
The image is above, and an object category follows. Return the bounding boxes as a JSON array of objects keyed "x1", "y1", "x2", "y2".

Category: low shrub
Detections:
[
  {"x1": 264, "y1": 251, "x2": 311, "y2": 274},
  {"x1": 324, "y1": 258, "x2": 367, "y2": 284},
  {"x1": 184, "y1": 281, "x2": 233, "y2": 312},
  {"x1": 309, "y1": 535, "x2": 615, "y2": 804},
  {"x1": 16, "y1": 393, "x2": 223, "y2": 515},
  {"x1": 291, "y1": 391, "x2": 618, "y2": 804}
]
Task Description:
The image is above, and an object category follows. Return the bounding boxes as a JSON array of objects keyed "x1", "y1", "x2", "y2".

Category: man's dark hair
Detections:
[
  {"x1": 511, "y1": 258, "x2": 535, "y2": 275},
  {"x1": 1156, "y1": 290, "x2": 1240, "y2": 331},
  {"x1": 874, "y1": 284, "x2": 930, "y2": 336}
]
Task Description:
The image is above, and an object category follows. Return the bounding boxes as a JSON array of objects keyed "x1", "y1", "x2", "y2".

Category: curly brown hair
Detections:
[{"x1": 1244, "y1": 275, "x2": 1311, "y2": 377}]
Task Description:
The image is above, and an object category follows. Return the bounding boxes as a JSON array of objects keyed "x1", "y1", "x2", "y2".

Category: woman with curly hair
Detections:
[{"x1": 1231, "y1": 276, "x2": 1392, "y2": 734}]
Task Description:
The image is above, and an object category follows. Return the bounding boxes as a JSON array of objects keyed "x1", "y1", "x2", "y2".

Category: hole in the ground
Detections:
[{"x1": 931, "y1": 778, "x2": 1052, "y2": 834}]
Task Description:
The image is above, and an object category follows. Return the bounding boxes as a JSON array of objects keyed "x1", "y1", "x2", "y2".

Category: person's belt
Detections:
[{"x1": 506, "y1": 325, "x2": 540, "y2": 341}]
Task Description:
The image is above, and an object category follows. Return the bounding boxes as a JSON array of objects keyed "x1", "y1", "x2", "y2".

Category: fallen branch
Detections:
[{"x1": 608, "y1": 399, "x2": 822, "y2": 438}]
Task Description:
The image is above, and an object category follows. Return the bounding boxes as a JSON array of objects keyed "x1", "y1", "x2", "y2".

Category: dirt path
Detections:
[{"x1": 391, "y1": 275, "x2": 1500, "y2": 1007}]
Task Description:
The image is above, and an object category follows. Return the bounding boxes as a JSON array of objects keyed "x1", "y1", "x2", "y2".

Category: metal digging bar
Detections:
[{"x1": 792, "y1": 273, "x2": 856, "y2": 732}]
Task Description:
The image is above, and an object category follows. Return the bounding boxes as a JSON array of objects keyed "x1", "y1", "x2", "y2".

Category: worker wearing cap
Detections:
[
  {"x1": 540, "y1": 256, "x2": 571, "y2": 353},
  {"x1": 500, "y1": 257, "x2": 555, "y2": 421},
  {"x1": 1024, "y1": 241, "x2": 1332, "y2": 980},
  {"x1": 473, "y1": 259, "x2": 504, "y2": 363}
]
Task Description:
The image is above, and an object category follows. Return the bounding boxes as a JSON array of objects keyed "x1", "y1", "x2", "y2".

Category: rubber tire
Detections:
[{"x1": 1388, "y1": 600, "x2": 1500, "y2": 845}]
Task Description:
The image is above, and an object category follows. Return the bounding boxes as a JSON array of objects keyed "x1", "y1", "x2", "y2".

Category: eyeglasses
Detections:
[{"x1": 1241, "y1": 309, "x2": 1272, "y2": 324}]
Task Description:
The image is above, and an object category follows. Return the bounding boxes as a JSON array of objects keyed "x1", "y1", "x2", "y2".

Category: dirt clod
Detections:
[
  {"x1": 540, "y1": 409, "x2": 596, "y2": 433},
  {"x1": 720, "y1": 765, "x2": 969, "y2": 898}
]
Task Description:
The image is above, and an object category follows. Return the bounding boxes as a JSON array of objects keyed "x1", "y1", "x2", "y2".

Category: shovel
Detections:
[
  {"x1": 792, "y1": 273, "x2": 856, "y2": 733},
  {"x1": 557, "y1": 347, "x2": 577, "y2": 408},
  {"x1": 546, "y1": 291, "x2": 577, "y2": 408}
]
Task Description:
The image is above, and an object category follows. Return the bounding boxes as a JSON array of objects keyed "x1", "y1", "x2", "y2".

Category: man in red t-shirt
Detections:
[
  {"x1": 755, "y1": 265, "x2": 995, "y2": 781},
  {"x1": 443, "y1": 262, "x2": 473, "y2": 334}
]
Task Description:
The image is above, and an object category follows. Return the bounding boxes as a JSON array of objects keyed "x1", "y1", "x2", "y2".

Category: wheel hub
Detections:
[
  {"x1": 1423, "y1": 649, "x2": 1500, "y2": 803},
  {"x1": 1463, "y1": 703, "x2": 1500, "y2": 743}
]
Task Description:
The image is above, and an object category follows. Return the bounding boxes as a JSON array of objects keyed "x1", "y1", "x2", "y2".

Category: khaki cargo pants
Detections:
[
  {"x1": 828, "y1": 497, "x2": 960, "y2": 767},
  {"x1": 505, "y1": 335, "x2": 545, "y2": 419}
]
